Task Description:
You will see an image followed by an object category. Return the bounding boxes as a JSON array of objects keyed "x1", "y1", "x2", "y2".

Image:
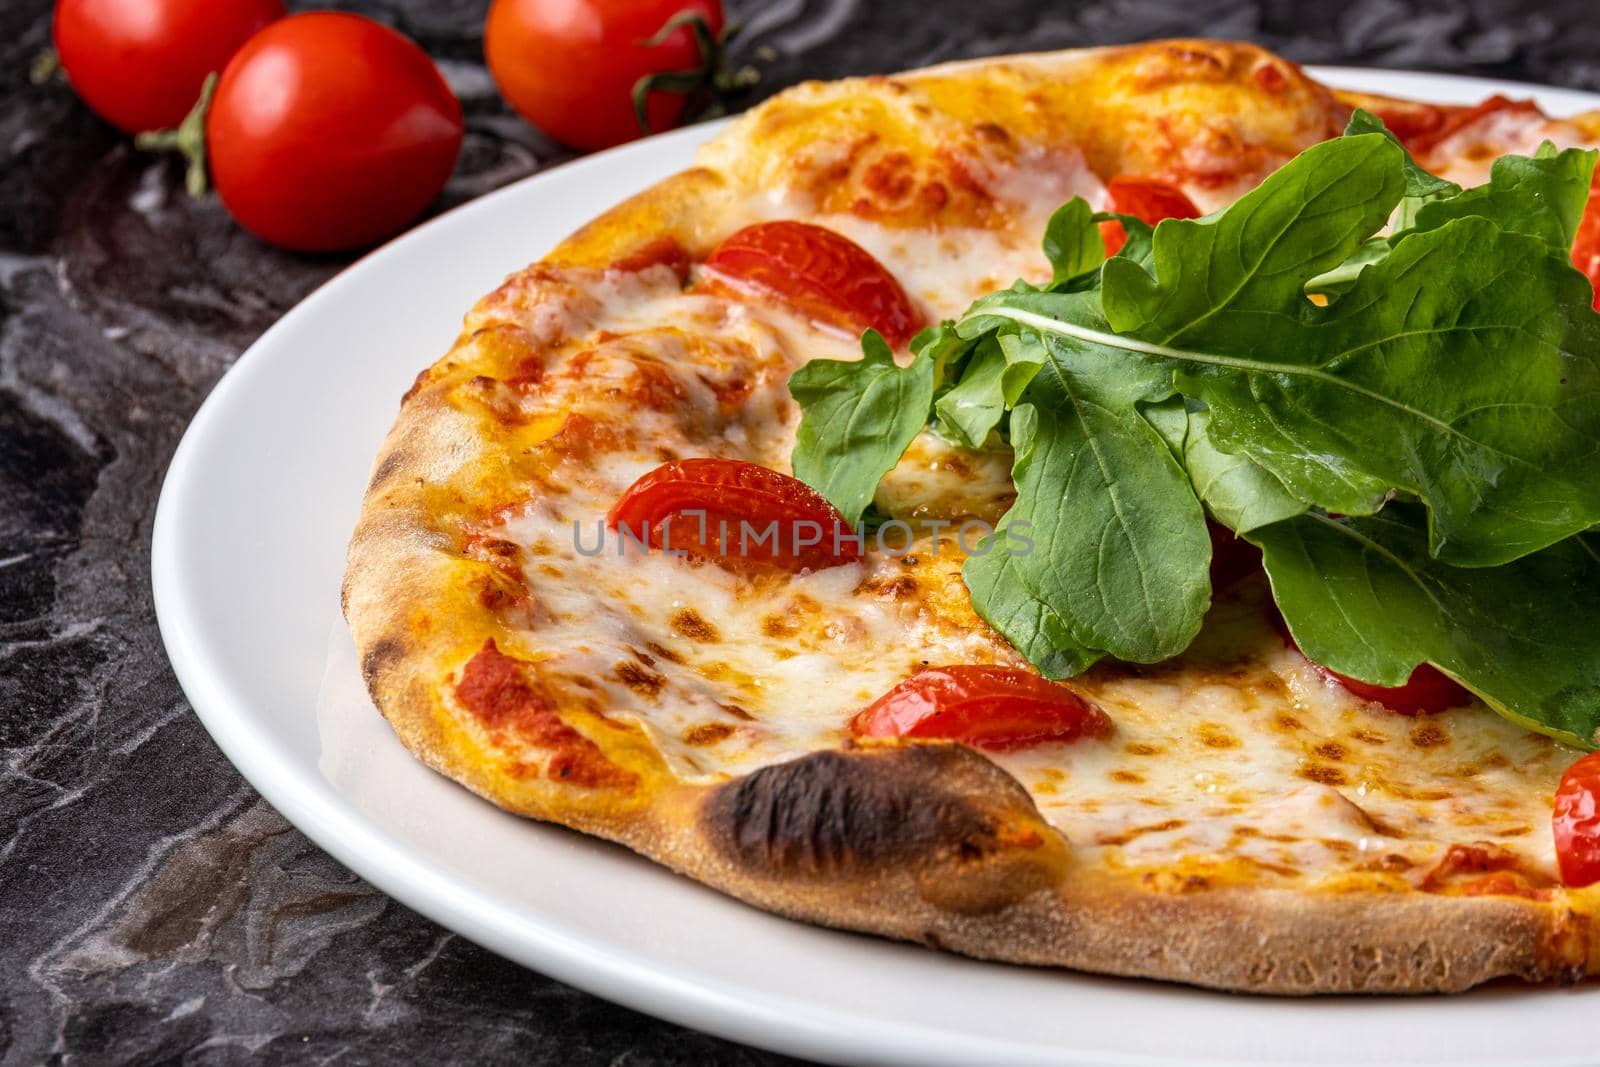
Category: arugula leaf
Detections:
[
  {"x1": 1410, "y1": 141, "x2": 1597, "y2": 250},
  {"x1": 1308, "y1": 122, "x2": 1594, "y2": 297},
  {"x1": 1041, "y1": 198, "x2": 1106, "y2": 286},
  {"x1": 965, "y1": 338, "x2": 1210, "y2": 675},
  {"x1": 787, "y1": 118, "x2": 1600, "y2": 743},
  {"x1": 1343, "y1": 108, "x2": 1459, "y2": 200},
  {"x1": 933, "y1": 335, "x2": 1007, "y2": 448},
  {"x1": 1252, "y1": 505, "x2": 1600, "y2": 749},
  {"x1": 788, "y1": 329, "x2": 941, "y2": 524},
  {"x1": 1104, "y1": 136, "x2": 1405, "y2": 341},
  {"x1": 1092, "y1": 135, "x2": 1600, "y2": 565},
  {"x1": 1145, "y1": 400, "x2": 1307, "y2": 533}
]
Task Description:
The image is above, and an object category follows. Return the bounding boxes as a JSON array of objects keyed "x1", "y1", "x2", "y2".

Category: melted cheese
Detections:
[{"x1": 465, "y1": 135, "x2": 1583, "y2": 896}]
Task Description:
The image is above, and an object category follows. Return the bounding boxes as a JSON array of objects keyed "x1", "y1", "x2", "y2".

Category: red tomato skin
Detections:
[
  {"x1": 1554, "y1": 751, "x2": 1600, "y2": 888},
  {"x1": 1274, "y1": 616, "x2": 1471, "y2": 715},
  {"x1": 703, "y1": 221, "x2": 925, "y2": 348},
  {"x1": 1314, "y1": 662, "x2": 1471, "y2": 716},
  {"x1": 207, "y1": 13, "x2": 463, "y2": 252},
  {"x1": 53, "y1": 0, "x2": 284, "y2": 134},
  {"x1": 607, "y1": 458, "x2": 859, "y2": 572},
  {"x1": 1572, "y1": 176, "x2": 1600, "y2": 311},
  {"x1": 1207, "y1": 520, "x2": 1262, "y2": 593},
  {"x1": 1099, "y1": 176, "x2": 1201, "y2": 256},
  {"x1": 1401, "y1": 95, "x2": 1542, "y2": 158},
  {"x1": 485, "y1": 0, "x2": 723, "y2": 152},
  {"x1": 850, "y1": 666, "x2": 1113, "y2": 751}
]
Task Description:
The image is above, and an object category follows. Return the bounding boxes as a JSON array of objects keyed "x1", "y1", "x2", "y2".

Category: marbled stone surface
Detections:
[{"x1": 3, "y1": 0, "x2": 1598, "y2": 1062}]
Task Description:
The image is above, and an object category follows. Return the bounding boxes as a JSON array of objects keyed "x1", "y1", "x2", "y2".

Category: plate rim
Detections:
[{"x1": 152, "y1": 64, "x2": 1600, "y2": 1067}]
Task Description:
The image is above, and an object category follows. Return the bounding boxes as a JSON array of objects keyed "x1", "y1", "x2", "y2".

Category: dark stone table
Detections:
[{"x1": 3, "y1": 0, "x2": 1597, "y2": 1062}]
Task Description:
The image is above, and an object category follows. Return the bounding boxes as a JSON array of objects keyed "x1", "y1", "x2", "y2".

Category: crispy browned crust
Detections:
[{"x1": 344, "y1": 40, "x2": 1599, "y2": 994}]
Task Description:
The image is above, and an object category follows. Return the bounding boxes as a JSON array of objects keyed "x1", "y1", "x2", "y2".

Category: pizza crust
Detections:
[{"x1": 344, "y1": 39, "x2": 1600, "y2": 993}]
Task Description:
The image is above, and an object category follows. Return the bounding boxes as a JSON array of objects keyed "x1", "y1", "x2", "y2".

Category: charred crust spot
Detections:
[
  {"x1": 1124, "y1": 742, "x2": 1163, "y2": 756},
  {"x1": 670, "y1": 608, "x2": 721, "y2": 643},
  {"x1": 1409, "y1": 722, "x2": 1450, "y2": 749},
  {"x1": 367, "y1": 449, "x2": 407, "y2": 494},
  {"x1": 719, "y1": 702, "x2": 754, "y2": 721},
  {"x1": 1350, "y1": 728, "x2": 1389, "y2": 746},
  {"x1": 1298, "y1": 763, "x2": 1347, "y2": 786},
  {"x1": 1109, "y1": 770, "x2": 1146, "y2": 785},
  {"x1": 401, "y1": 367, "x2": 431, "y2": 404},
  {"x1": 360, "y1": 637, "x2": 405, "y2": 687},
  {"x1": 1274, "y1": 713, "x2": 1304, "y2": 732},
  {"x1": 684, "y1": 722, "x2": 736, "y2": 746},
  {"x1": 615, "y1": 659, "x2": 666, "y2": 696},
  {"x1": 701, "y1": 745, "x2": 1059, "y2": 903}
]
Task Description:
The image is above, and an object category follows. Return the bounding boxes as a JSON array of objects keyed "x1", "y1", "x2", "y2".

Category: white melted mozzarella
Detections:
[{"x1": 480, "y1": 157, "x2": 1577, "y2": 891}]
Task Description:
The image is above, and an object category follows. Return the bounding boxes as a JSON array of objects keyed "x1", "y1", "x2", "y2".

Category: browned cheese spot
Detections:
[
  {"x1": 684, "y1": 722, "x2": 736, "y2": 746},
  {"x1": 670, "y1": 608, "x2": 721, "y2": 643},
  {"x1": 615, "y1": 659, "x2": 666, "y2": 696},
  {"x1": 1197, "y1": 722, "x2": 1240, "y2": 749},
  {"x1": 1313, "y1": 741, "x2": 1348, "y2": 761},
  {"x1": 1298, "y1": 763, "x2": 1347, "y2": 786},
  {"x1": 1409, "y1": 722, "x2": 1451, "y2": 749}
]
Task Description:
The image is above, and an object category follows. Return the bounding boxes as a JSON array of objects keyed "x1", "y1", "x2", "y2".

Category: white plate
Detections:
[{"x1": 153, "y1": 67, "x2": 1600, "y2": 1067}]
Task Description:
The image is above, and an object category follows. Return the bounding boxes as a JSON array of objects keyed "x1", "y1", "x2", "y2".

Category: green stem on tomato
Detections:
[
  {"x1": 631, "y1": 12, "x2": 762, "y2": 135},
  {"x1": 134, "y1": 72, "x2": 217, "y2": 198}
]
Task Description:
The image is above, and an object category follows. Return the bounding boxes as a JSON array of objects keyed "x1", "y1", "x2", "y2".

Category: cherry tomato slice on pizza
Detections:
[
  {"x1": 1275, "y1": 617, "x2": 1471, "y2": 715},
  {"x1": 1207, "y1": 521, "x2": 1262, "y2": 593},
  {"x1": 850, "y1": 665, "x2": 1113, "y2": 751},
  {"x1": 1554, "y1": 751, "x2": 1600, "y2": 888},
  {"x1": 1314, "y1": 662, "x2": 1471, "y2": 716},
  {"x1": 607, "y1": 458, "x2": 859, "y2": 572},
  {"x1": 1571, "y1": 177, "x2": 1600, "y2": 311},
  {"x1": 1099, "y1": 176, "x2": 1201, "y2": 256},
  {"x1": 1401, "y1": 94, "x2": 1543, "y2": 157},
  {"x1": 702, "y1": 221, "x2": 925, "y2": 347}
]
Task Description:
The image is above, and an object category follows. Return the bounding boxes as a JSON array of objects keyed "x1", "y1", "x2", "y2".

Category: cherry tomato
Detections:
[
  {"x1": 1314, "y1": 662, "x2": 1471, "y2": 715},
  {"x1": 1571, "y1": 177, "x2": 1600, "y2": 311},
  {"x1": 607, "y1": 458, "x2": 859, "y2": 572},
  {"x1": 1099, "y1": 176, "x2": 1201, "y2": 256},
  {"x1": 486, "y1": 0, "x2": 724, "y2": 152},
  {"x1": 206, "y1": 13, "x2": 463, "y2": 252},
  {"x1": 1360, "y1": 100, "x2": 1449, "y2": 148},
  {"x1": 1402, "y1": 95, "x2": 1542, "y2": 158},
  {"x1": 53, "y1": 0, "x2": 284, "y2": 134},
  {"x1": 851, "y1": 666, "x2": 1113, "y2": 751},
  {"x1": 702, "y1": 221, "x2": 925, "y2": 347},
  {"x1": 1275, "y1": 617, "x2": 1472, "y2": 715},
  {"x1": 1553, "y1": 751, "x2": 1600, "y2": 888},
  {"x1": 1207, "y1": 520, "x2": 1262, "y2": 593}
]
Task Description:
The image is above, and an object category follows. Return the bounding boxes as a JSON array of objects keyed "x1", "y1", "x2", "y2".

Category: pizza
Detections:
[{"x1": 343, "y1": 40, "x2": 1600, "y2": 994}]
